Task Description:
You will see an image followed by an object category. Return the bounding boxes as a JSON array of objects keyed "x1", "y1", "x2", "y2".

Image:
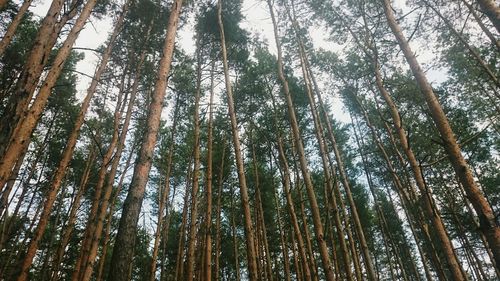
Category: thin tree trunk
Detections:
[
  {"x1": 185, "y1": 43, "x2": 203, "y2": 281},
  {"x1": 266, "y1": 1, "x2": 334, "y2": 279},
  {"x1": 149, "y1": 94, "x2": 180, "y2": 281},
  {"x1": 274, "y1": 191, "x2": 291, "y2": 281},
  {"x1": 0, "y1": 0, "x2": 98, "y2": 195},
  {"x1": 107, "y1": 1, "x2": 183, "y2": 279},
  {"x1": 351, "y1": 103, "x2": 448, "y2": 281},
  {"x1": 0, "y1": 0, "x2": 79, "y2": 160},
  {"x1": 0, "y1": 0, "x2": 34, "y2": 56},
  {"x1": 213, "y1": 136, "x2": 226, "y2": 281},
  {"x1": 477, "y1": 0, "x2": 500, "y2": 33},
  {"x1": 175, "y1": 163, "x2": 194, "y2": 281},
  {"x1": 229, "y1": 185, "x2": 241, "y2": 281},
  {"x1": 273, "y1": 134, "x2": 312, "y2": 281},
  {"x1": 203, "y1": 60, "x2": 216, "y2": 281},
  {"x1": 217, "y1": 1, "x2": 258, "y2": 279},
  {"x1": 461, "y1": 0, "x2": 500, "y2": 49},
  {"x1": 50, "y1": 146, "x2": 96, "y2": 281},
  {"x1": 383, "y1": 0, "x2": 500, "y2": 271}
]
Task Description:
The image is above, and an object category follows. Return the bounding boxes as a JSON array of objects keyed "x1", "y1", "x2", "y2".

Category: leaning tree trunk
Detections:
[
  {"x1": 383, "y1": 0, "x2": 500, "y2": 271},
  {"x1": 106, "y1": 1, "x2": 183, "y2": 280},
  {"x1": 266, "y1": 1, "x2": 335, "y2": 279},
  {"x1": 0, "y1": 0, "x2": 79, "y2": 161},
  {"x1": 0, "y1": 0, "x2": 34, "y2": 56},
  {"x1": 0, "y1": 0, "x2": 97, "y2": 195},
  {"x1": 477, "y1": 0, "x2": 500, "y2": 33},
  {"x1": 217, "y1": 1, "x2": 259, "y2": 279}
]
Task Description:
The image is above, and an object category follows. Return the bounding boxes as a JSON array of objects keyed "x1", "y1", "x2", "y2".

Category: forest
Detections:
[{"x1": 0, "y1": 0, "x2": 499, "y2": 280}]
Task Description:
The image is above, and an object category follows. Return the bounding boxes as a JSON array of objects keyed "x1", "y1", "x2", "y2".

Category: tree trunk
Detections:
[
  {"x1": 106, "y1": 1, "x2": 183, "y2": 280},
  {"x1": 217, "y1": 1, "x2": 259, "y2": 279},
  {"x1": 383, "y1": 0, "x2": 500, "y2": 271},
  {"x1": 0, "y1": 0, "x2": 34, "y2": 56},
  {"x1": 213, "y1": 134, "x2": 226, "y2": 281},
  {"x1": 0, "y1": 0, "x2": 97, "y2": 195},
  {"x1": 0, "y1": 0, "x2": 78, "y2": 160},
  {"x1": 477, "y1": 0, "x2": 500, "y2": 33},
  {"x1": 203, "y1": 60, "x2": 216, "y2": 281},
  {"x1": 266, "y1": 1, "x2": 334, "y2": 279},
  {"x1": 461, "y1": 0, "x2": 500, "y2": 50},
  {"x1": 273, "y1": 134, "x2": 312, "y2": 281},
  {"x1": 50, "y1": 146, "x2": 96, "y2": 281},
  {"x1": 185, "y1": 44, "x2": 203, "y2": 281}
]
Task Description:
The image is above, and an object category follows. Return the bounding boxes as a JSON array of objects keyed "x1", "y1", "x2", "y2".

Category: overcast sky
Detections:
[{"x1": 27, "y1": 0, "x2": 445, "y2": 124}]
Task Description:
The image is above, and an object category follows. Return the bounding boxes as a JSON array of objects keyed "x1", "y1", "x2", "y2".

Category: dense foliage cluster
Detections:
[{"x1": 0, "y1": 0, "x2": 498, "y2": 280}]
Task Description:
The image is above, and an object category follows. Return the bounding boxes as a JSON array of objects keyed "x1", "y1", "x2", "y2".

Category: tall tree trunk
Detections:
[
  {"x1": 0, "y1": 0, "x2": 98, "y2": 194},
  {"x1": 273, "y1": 134, "x2": 311, "y2": 281},
  {"x1": 185, "y1": 44, "x2": 203, "y2": 281},
  {"x1": 477, "y1": 0, "x2": 500, "y2": 33},
  {"x1": 383, "y1": 0, "x2": 500, "y2": 271},
  {"x1": 213, "y1": 136, "x2": 226, "y2": 281},
  {"x1": 149, "y1": 93, "x2": 180, "y2": 281},
  {"x1": 50, "y1": 146, "x2": 96, "y2": 281},
  {"x1": 266, "y1": 1, "x2": 334, "y2": 279},
  {"x1": 107, "y1": 1, "x2": 183, "y2": 279},
  {"x1": 13, "y1": 2, "x2": 114, "y2": 278},
  {"x1": 203, "y1": 60, "x2": 216, "y2": 281},
  {"x1": 274, "y1": 190, "x2": 291, "y2": 281},
  {"x1": 95, "y1": 141, "x2": 136, "y2": 281},
  {"x1": 229, "y1": 185, "x2": 241, "y2": 281},
  {"x1": 461, "y1": 0, "x2": 500, "y2": 49},
  {"x1": 175, "y1": 162, "x2": 194, "y2": 281},
  {"x1": 0, "y1": 0, "x2": 78, "y2": 159},
  {"x1": 0, "y1": 0, "x2": 34, "y2": 56},
  {"x1": 217, "y1": 1, "x2": 258, "y2": 279}
]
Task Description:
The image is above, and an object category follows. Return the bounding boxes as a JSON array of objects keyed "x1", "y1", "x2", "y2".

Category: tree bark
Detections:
[
  {"x1": 266, "y1": 1, "x2": 334, "y2": 279},
  {"x1": 477, "y1": 0, "x2": 500, "y2": 33},
  {"x1": 0, "y1": 0, "x2": 97, "y2": 195},
  {"x1": 185, "y1": 43, "x2": 203, "y2": 281},
  {"x1": 106, "y1": 1, "x2": 183, "y2": 279},
  {"x1": 383, "y1": 0, "x2": 500, "y2": 271},
  {"x1": 0, "y1": 0, "x2": 34, "y2": 56},
  {"x1": 217, "y1": 1, "x2": 259, "y2": 279}
]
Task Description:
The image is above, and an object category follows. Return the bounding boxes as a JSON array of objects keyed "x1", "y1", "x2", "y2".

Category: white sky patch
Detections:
[{"x1": 27, "y1": 0, "x2": 448, "y2": 122}]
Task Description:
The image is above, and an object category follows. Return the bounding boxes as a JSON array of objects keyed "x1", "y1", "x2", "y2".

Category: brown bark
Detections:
[
  {"x1": 185, "y1": 45, "x2": 203, "y2": 281},
  {"x1": 266, "y1": 1, "x2": 334, "y2": 279},
  {"x1": 107, "y1": 1, "x2": 183, "y2": 280},
  {"x1": 203, "y1": 60, "x2": 216, "y2": 281},
  {"x1": 274, "y1": 191, "x2": 291, "y2": 281},
  {"x1": 50, "y1": 146, "x2": 96, "y2": 281},
  {"x1": 229, "y1": 186, "x2": 241, "y2": 281},
  {"x1": 217, "y1": 1, "x2": 259, "y2": 279},
  {"x1": 251, "y1": 140, "x2": 274, "y2": 281},
  {"x1": 94, "y1": 141, "x2": 136, "y2": 281},
  {"x1": 0, "y1": 0, "x2": 96, "y2": 196},
  {"x1": 383, "y1": 0, "x2": 500, "y2": 271},
  {"x1": 351, "y1": 101, "x2": 449, "y2": 281},
  {"x1": 477, "y1": 0, "x2": 500, "y2": 33},
  {"x1": 12, "y1": 2, "x2": 107, "y2": 280},
  {"x1": 0, "y1": 0, "x2": 34, "y2": 56},
  {"x1": 274, "y1": 135, "x2": 311, "y2": 281},
  {"x1": 149, "y1": 93, "x2": 180, "y2": 281},
  {"x1": 0, "y1": 0, "x2": 79, "y2": 160},
  {"x1": 175, "y1": 164, "x2": 194, "y2": 281},
  {"x1": 461, "y1": 0, "x2": 500, "y2": 49},
  {"x1": 213, "y1": 136, "x2": 226, "y2": 281}
]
